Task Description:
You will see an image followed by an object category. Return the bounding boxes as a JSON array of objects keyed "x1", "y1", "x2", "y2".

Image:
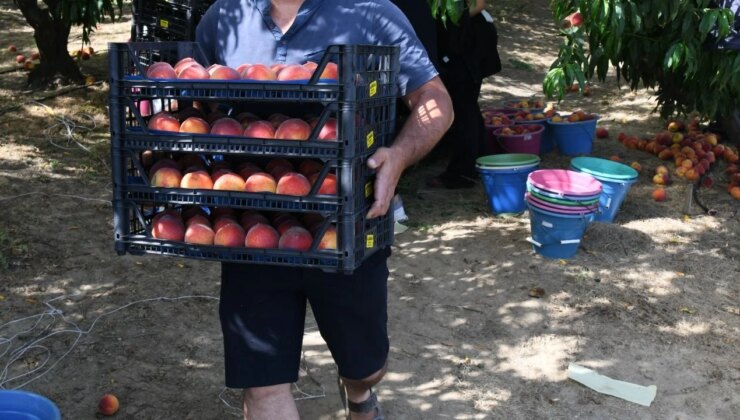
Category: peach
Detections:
[
  {"x1": 276, "y1": 172, "x2": 311, "y2": 196},
  {"x1": 15, "y1": 54, "x2": 25, "y2": 64},
  {"x1": 278, "y1": 226, "x2": 313, "y2": 251},
  {"x1": 316, "y1": 118, "x2": 338, "y2": 140},
  {"x1": 206, "y1": 111, "x2": 228, "y2": 125},
  {"x1": 146, "y1": 62, "x2": 177, "y2": 79},
  {"x1": 215, "y1": 223, "x2": 246, "y2": 247},
  {"x1": 319, "y1": 62, "x2": 338, "y2": 80},
  {"x1": 185, "y1": 222, "x2": 215, "y2": 245},
  {"x1": 630, "y1": 162, "x2": 642, "y2": 172},
  {"x1": 209, "y1": 65, "x2": 241, "y2": 80},
  {"x1": 213, "y1": 215, "x2": 239, "y2": 233},
  {"x1": 309, "y1": 173, "x2": 338, "y2": 195},
  {"x1": 244, "y1": 172, "x2": 277, "y2": 193},
  {"x1": 141, "y1": 150, "x2": 155, "y2": 167},
  {"x1": 609, "y1": 155, "x2": 622, "y2": 162},
  {"x1": 265, "y1": 158, "x2": 294, "y2": 173},
  {"x1": 152, "y1": 214, "x2": 185, "y2": 241},
  {"x1": 174, "y1": 57, "x2": 196, "y2": 75},
  {"x1": 180, "y1": 169, "x2": 213, "y2": 189},
  {"x1": 268, "y1": 113, "x2": 291, "y2": 128},
  {"x1": 213, "y1": 172, "x2": 246, "y2": 191},
  {"x1": 276, "y1": 218, "x2": 303, "y2": 235},
  {"x1": 270, "y1": 166, "x2": 292, "y2": 180},
  {"x1": 242, "y1": 64, "x2": 277, "y2": 80},
  {"x1": 270, "y1": 63, "x2": 287, "y2": 73},
  {"x1": 185, "y1": 214, "x2": 211, "y2": 228},
  {"x1": 701, "y1": 175, "x2": 714, "y2": 189},
  {"x1": 303, "y1": 61, "x2": 318, "y2": 72},
  {"x1": 235, "y1": 112, "x2": 260, "y2": 126},
  {"x1": 651, "y1": 173, "x2": 669, "y2": 185},
  {"x1": 210, "y1": 117, "x2": 243, "y2": 136},
  {"x1": 178, "y1": 106, "x2": 207, "y2": 122},
  {"x1": 148, "y1": 158, "x2": 178, "y2": 177},
  {"x1": 271, "y1": 212, "x2": 296, "y2": 227},
  {"x1": 178, "y1": 62, "x2": 211, "y2": 79},
  {"x1": 730, "y1": 186, "x2": 740, "y2": 200},
  {"x1": 240, "y1": 211, "x2": 270, "y2": 230},
  {"x1": 277, "y1": 64, "x2": 312, "y2": 81},
  {"x1": 595, "y1": 127, "x2": 608, "y2": 138},
  {"x1": 237, "y1": 162, "x2": 262, "y2": 179},
  {"x1": 179, "y1": 116, "x2": 210, "y2": 134},
  {"x1": 651, "y1": 188, "x2": 667, "y2": 202},
  {"x1": 98, "y1": 394, "x2": 120, "y2": 416},
  {"x1": 150, "y1": 166, "x2": 183, "y2": 188},
  {"x1": 245, "y1": 223, "x2": 280, "y2": 248},
  {"x1": 243, "y1": 120, "x2": 275, "y2": 139},
  {"x1": 181, "y1": 205, "x2": 207, "y2": 221},
  {"x1": 655, "y1": 165, "x2": 670, "y2": 175},
  {"x1": 298, "y1": 160, "x2": 323, "y2": 176},
  {"x1": 236, "y1": 63, "x2": 251, "y2": 74},
  {"x1": 211, "y1": 168, "x2": 235, "y2": 183},
  {"x1": 148, "y1": 111, "x2": 181, "y2": 132},
  {"x1": 7, "y1": 45, "x2": 17, "y2": 53},
  {"x1": 275, "y1": 118, "x2": 311, "y2": 140},
  {"x1": 317, "y1": 225, "x2": 337, "y2": 250}
]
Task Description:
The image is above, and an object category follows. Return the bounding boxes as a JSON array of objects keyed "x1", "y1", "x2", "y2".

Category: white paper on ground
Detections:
[
  {"x1": 567, "y1": 363, "x2": 657, "y2": 407},
  {"x1": 394, "y1": 222, "x2": 408, "y2": 235}
]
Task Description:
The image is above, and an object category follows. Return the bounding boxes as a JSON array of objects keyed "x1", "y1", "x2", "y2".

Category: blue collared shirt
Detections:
[{"x1": 196, "y1": 0, "x2": 438, "y2": 96}]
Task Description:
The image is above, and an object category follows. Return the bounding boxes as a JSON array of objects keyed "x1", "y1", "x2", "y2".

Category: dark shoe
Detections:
[
  {"x1": 338, "y1": 375, "x2": 385, "y2": 420},
  {"x1": 425, "y1": 173, "x2": 477, "y2": 189}
]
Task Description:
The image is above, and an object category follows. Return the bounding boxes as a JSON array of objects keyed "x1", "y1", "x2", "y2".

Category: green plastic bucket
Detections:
[{"x1": 570, "y1": 157, "x2": 639, "y2": 223}]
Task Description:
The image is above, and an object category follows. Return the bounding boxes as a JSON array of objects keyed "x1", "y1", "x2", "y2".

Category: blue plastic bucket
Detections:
[
  {"x1": 569, "y1": 157, "x2": 638, "y2": 223},
  {"x1": 0, "y1": 391, "x2": 61, "y2": 420},
  {"x1": 527, "y1": 204, "x2": 594, "y2": 259},
  {"x1": 548, "y1": 116, "x2": 599, "y2": 156},
  {"x1": 591, "y1": 176, "x2": 636, "y2": 222},
  {"x1": 478, "y1": 164, "x2": 539, "y2": 215}
]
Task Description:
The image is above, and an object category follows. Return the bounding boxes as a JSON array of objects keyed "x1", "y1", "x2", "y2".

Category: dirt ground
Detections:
[{"x1": 0, "y1": 1, "x2": 738, "y2": 419}]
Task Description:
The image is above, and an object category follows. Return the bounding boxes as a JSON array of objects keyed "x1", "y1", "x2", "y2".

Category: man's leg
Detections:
[
  {"x1": 242, "y1": 384, "x2": 299, "y2": 420},
  {"x1": 341, "y1": 363, "x2": 387, "y2": 420}
]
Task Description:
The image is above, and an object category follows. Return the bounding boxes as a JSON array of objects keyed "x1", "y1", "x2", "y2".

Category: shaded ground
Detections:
[{"x1": 0, "y1": 0, "x2": 738, "y2": 419}]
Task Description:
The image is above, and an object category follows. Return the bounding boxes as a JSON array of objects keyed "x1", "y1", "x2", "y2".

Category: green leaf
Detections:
[{"x1": 698, "y1": 9, "x2": 718, "y2": 42}]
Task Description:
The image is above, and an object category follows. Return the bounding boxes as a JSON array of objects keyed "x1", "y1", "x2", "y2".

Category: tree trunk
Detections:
[{"x1": 15, "y1": 0, "x2": 84, "y2": 87}]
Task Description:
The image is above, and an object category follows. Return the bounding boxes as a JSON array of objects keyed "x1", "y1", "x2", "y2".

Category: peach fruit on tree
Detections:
[
  {"x1": 13, "y1": 0, "x2": 123, "y2": 87},
  {"x1": 544, "y1": 0, "x2": 740, "y2": 120}
]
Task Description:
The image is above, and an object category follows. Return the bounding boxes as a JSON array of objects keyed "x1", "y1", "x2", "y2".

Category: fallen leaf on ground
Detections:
[{"x1": 528, "y1": 287, "x2": 545, "y2": 298}]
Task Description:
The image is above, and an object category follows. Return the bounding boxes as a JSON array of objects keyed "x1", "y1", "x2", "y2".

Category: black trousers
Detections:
[{"x1": 440, "y1": 70, "x2": 486, "y2": 179}]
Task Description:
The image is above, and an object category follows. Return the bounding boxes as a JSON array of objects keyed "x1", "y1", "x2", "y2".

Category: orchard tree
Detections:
[
  {"x1": 14, "y1": 0, "x2": 123, "y2": 87},
  {"x1": 545, "y1": 0, "x2": 739, "y2": 120}
]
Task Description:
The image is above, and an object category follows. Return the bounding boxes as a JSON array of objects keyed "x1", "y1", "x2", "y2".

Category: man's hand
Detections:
[
  {"x1": 365, "y1": 76, "x2": 453, "y2": 219},
  {"x1": 366, "y1": 147, "x2": 406, "y2": 219}
]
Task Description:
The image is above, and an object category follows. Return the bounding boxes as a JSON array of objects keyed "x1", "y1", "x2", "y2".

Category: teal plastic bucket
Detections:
[
  {"x1": 527, "y1": 204, "x2": 594, "y2": 259},
  {"x1": 570, "y1": 157, "x2": 638, "y2": 223},
  {"x1": 548, "y1": 116, "x2": 599, "y2": 156},
  {"x1": 477, "y1": 163, "x2": 539, "y2": 215},
  {"x1": 0, "y1": 391, "x2": 61, "y2": 420}
]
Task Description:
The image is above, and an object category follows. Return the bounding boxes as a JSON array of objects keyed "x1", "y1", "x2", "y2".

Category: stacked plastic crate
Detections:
[
  {"x1": 132, "y1": 0, "x2": 216, "y2": 42},
  {"x1": 108, "y1": 41, "x2": 399, "y2": 273}
]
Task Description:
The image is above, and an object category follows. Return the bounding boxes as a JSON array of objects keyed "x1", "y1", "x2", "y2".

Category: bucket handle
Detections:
[{"x1": 527, "y1": 237, "x2": 581, "y2": 247}]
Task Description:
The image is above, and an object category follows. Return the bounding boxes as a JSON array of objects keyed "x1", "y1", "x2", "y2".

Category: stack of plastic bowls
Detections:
[
  {"x1": 570, "y1": 157, "x2": 639, "y2": 223},
  {"x1": 476, "y1": 153, "x2": 541, "y2": 216},
  {"x1": 525, "y1": 169, "x2": 602, "y2": 258}
]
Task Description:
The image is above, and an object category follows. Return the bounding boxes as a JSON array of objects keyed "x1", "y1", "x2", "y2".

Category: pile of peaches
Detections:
[
  {"x1": 145, "y1": 105, "x2": 337, "y2": 141},
  {"x1": 550, "y1": 110, "x2": 598, "y2": 123},
  {"x1": 145, "y1": 153, "x2": 337, "y2": 197},
  {"x1": 150, "y1": 205, "x2": 336, "y2": 251},
  {"x1": 512, "y1": 108, "x2": 557, "y2": 122},
  {"x1": 504, "y1": 98, "x2": 546, "y2": 110},
  {"x1": 481, "y1": 110, "x2": 513, "y2": 127},
  {"x1": 617, "y1": 118, "x2": 740, "y2": 200},
  {"x1": 145, "y1": 57, "x2": 338, "y2": 82},
  {"x1": 497, "y1": 125, "x2": 542, "y2": 136}
]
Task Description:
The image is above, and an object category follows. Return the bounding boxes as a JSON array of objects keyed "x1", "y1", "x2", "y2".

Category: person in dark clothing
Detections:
[{"x1": 427, "y1": 0, "x2": 501, "y2": 189}]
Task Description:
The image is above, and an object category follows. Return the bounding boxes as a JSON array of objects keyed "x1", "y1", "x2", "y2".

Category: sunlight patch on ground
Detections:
[
  {"x1": 496, "y1": 334, "x2": 580, "y2": 381},
  {"x1": 658, "y1": 320, "x2": 711, "y2": 336}
]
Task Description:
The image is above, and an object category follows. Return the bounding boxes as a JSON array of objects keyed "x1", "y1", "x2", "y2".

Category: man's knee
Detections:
[
  {"x1": 341, "y1": 363, "x2": 387, "y2": 389},
  {"x1": 243, "y1": 383, "x2": 292, "y2": 403}
]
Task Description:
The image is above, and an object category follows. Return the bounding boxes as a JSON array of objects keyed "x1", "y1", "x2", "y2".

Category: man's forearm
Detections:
[{"x1": 390, "y1": 77, "x2": 454, "y2": 170}]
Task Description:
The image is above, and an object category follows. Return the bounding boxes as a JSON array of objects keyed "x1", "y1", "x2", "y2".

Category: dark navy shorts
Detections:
[{"x1": 219, "y1": 248, "x2": 391, "y2": 389}]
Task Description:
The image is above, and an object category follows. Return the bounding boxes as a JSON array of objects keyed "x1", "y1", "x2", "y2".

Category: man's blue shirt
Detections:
[{"x1": 196, "y1": 0, "x2": 438, "y2": 96}]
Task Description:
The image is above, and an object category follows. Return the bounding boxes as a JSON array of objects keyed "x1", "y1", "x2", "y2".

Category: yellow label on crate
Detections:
[
  {"x1": 366, "y1": 131, "x2": 375, "y2": 148},
  {"x1": 365, "y1": 181, "x2": 373, "y2": 198},
  {"x1": 160, "y1": 19, "x2": 170, "y2": 28},
  {"x1": 369, "y1": 80, "x2": 377, "y2": 97},
  {"x1": 366, "y1": 234, "x2": 375, "y2": 249}
]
